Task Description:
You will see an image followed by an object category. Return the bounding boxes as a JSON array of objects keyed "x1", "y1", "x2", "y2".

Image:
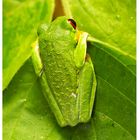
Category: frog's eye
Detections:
[{"x1": 68, "y1": 19, "x2": 76, "y2": 29}]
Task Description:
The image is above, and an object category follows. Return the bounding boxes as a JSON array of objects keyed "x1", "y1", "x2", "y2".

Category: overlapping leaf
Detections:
[{"x1": 3, "y1": 0, "x2": 55, "y2": 90}]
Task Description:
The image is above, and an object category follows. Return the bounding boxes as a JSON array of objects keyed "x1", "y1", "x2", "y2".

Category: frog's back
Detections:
[
  {"x1": 40, "y1": 39, "x2": 79, "y2": 123},
  {"x1": 43, "y1": 41, "x2": 77, "y2": 94}
]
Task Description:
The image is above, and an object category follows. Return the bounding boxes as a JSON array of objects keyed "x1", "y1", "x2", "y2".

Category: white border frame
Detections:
[{"x1": 0, "y1": 0, "x2": 138, "y2": 140}]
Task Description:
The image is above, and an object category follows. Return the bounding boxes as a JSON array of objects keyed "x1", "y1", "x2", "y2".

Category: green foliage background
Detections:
[{"x1": 3, "y1": 0, "x2": 136, "y2": 139}]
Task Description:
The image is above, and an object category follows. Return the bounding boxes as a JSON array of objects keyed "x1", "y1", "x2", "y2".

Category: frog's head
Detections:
[
  {"x1": 37, "y1": 16, "x2": 78, "y2": 43},
  {"x1": 53, "y1": 16, "x2": 77, "y2": 31}
]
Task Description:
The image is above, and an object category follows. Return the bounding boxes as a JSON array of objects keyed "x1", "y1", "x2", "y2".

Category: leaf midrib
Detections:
[{"x1": 89, "y1": 37, "x2": 136, "y2": 76}]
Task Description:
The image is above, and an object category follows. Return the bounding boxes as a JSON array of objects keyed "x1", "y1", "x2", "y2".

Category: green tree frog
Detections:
[{"x1": 32, "y1": 16, "x2": 97, "y2": 127}]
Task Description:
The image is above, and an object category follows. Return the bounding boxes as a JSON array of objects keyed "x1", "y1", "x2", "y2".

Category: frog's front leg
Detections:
[
  {"x1": 74, "y1": 31, "x2": 88, "y2": 68},
  {"x1": 31, "y1": 40, "x2": 67, "y2": 127},
  {"x1": 77, "y1": 55, "x2": 97, "y2": 122},
  {"x1": 74, "y1": 31, "x2": 96, "y2": 122}
]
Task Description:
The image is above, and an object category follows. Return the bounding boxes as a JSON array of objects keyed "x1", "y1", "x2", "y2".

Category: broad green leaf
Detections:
[
  {"x1": 3, "y1": 60, "x2": 68, "y2": 140},
  {"x1": 3, "y1": 0, "x2": 55, "y2": 90},
  {"x1": 88, "y1": 43, "x2": 135, "y2": 139},
  {"x1": 3, "y1": 58, "x2": 135, "y2": 140}
]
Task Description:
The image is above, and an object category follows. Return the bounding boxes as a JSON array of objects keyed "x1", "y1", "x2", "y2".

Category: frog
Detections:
[{"x1": 32, "y1": 16, "x2": 97, "y2": 127}]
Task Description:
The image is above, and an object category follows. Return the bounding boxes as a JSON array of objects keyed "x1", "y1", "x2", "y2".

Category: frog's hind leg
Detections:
[
  {"x1": 32, "y1": 40, "x2": 67, "y2": 127},
  {"x1": 77, "y1": 54, "x2": 97, "y2": 123}
]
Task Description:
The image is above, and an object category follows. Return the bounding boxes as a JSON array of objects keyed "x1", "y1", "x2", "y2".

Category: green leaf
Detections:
[
  {"x1": 89, "y1": 43, "x2": 135, "y2": 139},
  {"x1": 4, "y1": 59, "x2": 135, "y2": 140},
  {"x1": 3, "y1": 59, "x2": 67, "y2": 140},
  {"x1": 3, "y1": 0, "x2": 55, "y2": 90}
]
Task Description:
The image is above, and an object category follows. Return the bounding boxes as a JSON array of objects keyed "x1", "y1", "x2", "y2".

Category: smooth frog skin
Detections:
[{"x1": 32, "y1": 16, "x2": 97, "y2": 127}]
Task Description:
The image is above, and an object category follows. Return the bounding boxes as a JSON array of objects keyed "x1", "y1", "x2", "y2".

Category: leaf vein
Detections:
[
  {"x1": 97, "y1": 75, "x2": 135, "y2": 106},
  {"x1": 95, "y1": 111, "x2": 135, "y2": 138}
]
